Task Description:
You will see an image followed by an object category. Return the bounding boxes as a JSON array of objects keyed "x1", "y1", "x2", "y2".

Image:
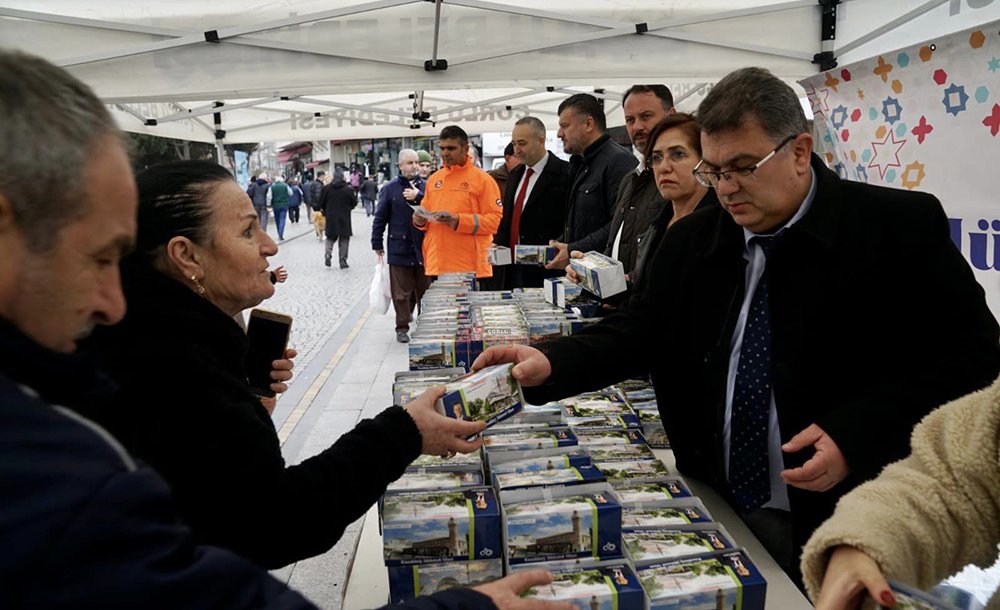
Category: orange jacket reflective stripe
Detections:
[{"x1": 415, "y1": 162, "x2": 503, "y2": 278}]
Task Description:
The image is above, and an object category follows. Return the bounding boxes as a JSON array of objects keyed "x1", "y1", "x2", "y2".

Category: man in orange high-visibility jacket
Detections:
[{"x1": 414, "y1": 125, "x2": 503, "y2": 279}]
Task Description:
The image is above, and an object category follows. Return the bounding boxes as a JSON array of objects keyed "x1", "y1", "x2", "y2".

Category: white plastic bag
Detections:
[{"x1": 369, "y1": 259, "x2": 392, "y2": 314}]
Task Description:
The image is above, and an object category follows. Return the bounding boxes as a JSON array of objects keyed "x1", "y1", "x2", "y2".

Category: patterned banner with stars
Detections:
[{"x1": 801, "y1": 21, "x2": 1000, "y2": 314}]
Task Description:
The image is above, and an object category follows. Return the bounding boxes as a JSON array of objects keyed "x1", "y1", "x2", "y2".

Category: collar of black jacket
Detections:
[
  {"x1": 0, "y1": 314, "x2": 118, "y2": 411},
  {"x1": 582, "y1": 133, "x2": 611, "y2": 161},
  {"x1": 697, "y1": 153, "x2": 841, "y2": 258},
  {"x1": 81, "y1": 263, "x2": 249, "y2": 380}
]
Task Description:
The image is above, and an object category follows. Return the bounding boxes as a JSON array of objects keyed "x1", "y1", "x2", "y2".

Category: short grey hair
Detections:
[
  {"x1": 514, "y1": 116, "x2": 546, "y2": 138},
  {"x1": 0, "y1": 50, "x2": 121, "y2": 252},
  {"x1": 397, "y1": 148, "x2": 418, "y2": 163},
  {"x1": 697, "y1": 67, "x2": 808, "y2": 142}
]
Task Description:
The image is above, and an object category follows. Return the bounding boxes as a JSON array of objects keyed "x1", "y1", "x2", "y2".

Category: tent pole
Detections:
[
  {"x1": 213, "y1": 109, "x2": 227, "y2": 168},
  {"x1": 430, "y1": 0, "x2": 443, "y2": 69}
]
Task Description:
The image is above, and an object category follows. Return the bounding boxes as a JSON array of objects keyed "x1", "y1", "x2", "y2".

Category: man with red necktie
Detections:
[{"x1": 493, "y1": 116, "x2": 570, "y2": 289}]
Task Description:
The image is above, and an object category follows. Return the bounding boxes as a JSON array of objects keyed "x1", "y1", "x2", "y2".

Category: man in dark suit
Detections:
[
  {"x1": 474, "y1": 67, "x2": 1000, "y2": 584},
  {"x1": 493, "y1": 116, "x2": 569, "y2": 288}
]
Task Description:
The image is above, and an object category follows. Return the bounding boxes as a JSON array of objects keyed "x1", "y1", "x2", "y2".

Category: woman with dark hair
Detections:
[
  {"x1": 629, "y1": 113, "x2": 719, "y2": 291},
  {"x1": 76, "y1": 160, "x2": 486, "y2": 570}
]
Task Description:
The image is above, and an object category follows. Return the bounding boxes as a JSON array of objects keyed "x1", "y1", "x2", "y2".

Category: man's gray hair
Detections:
[
  {"x1": 0, "y1": 50, "x2": 120, "y2": 252},
  {"x1": 514, "y1": 116, "x2": 547, "y2": 138},
  {"x1": 397, "y1": 148, "x2": 419, "y2": 163},
  {"x1": 697, "y1": 67, "x2": 808, "y2": 142}
]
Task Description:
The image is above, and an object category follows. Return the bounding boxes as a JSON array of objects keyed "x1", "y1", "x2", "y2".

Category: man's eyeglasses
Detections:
[{"x1": 692, "y1": 134, "x2": 798, "y2": 188}]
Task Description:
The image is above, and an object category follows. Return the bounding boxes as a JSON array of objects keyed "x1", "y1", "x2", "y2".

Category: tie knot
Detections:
[
  {"x1": 752, "y1": 234, "x2": 780, "y2": 256},
  {"x1": 525, "y1": 167, "x2": 534, "y2": 178}
]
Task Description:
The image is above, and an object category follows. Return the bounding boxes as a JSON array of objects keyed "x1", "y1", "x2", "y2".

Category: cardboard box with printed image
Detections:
[
  {"x1": 598, "y1": 458, "x2": 672, "y2": 486},
  {"x1": 495, "y1": 464, "x2": 606, "y2": 492},
  {"x1": 624, "y1": 526, "x2": 736, "y2": 564},
  {"x1": 488, "y1": 447, "x2": 592, "y2": 477},
  {"x1": 483, "y1": 427, "x2": 579, "y2": 452},
  {"x1": 386, "y1": 469, "x2": 485, "y2": 494},
  {"x1": 621, "y1": 499, "x2": 713, "y2": 531},
  {"x1": 574, "y1": 429, "x2": 647, "y2": 447},
  {"x1": 514, "y1": 244, "x2": 559, "y2": 265},
  {"x1": 569, "y1": 251, "x2": 627, "y2": 299},
  {"x1": 613, "y1": 479, "x2": 693, "y2": 505},
  {"x1": 488, "y1": 245, "x2": 512, "y2": 266},
  {"x1": 637, "y1": 550, "x2": 766, "y2": 610},
  {"x1": 382, "y1": 487, "x2": 500, "y2": 566},
  {"x1": 388, "y1": 558, "x2": 503, "y2": 604},
  {"x1": 435, "y1": 363, "x2": 524, "y2": 427},
  {"x1": 500, "y1": 482, "x2": 623, "y2": 565},
  {"x1": 517, "y1": 561, "x2": 645, "y2": 610}
]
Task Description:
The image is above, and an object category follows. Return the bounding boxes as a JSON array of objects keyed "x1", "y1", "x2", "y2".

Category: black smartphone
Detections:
[{"x1": 245, "y1": 308, "x2": 293, "y2": 398}]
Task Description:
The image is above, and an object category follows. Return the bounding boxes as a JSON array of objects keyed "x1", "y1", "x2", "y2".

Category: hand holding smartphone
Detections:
[{"x1": 245, "y1": 309, "x2": 293, "y2": 398}]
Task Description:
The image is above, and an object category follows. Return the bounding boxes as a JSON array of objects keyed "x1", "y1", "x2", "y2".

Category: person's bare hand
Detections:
[
  {"x1": 564, "y1": 251, "x2": 584, "y2": 283},
  {"x1": 781, "y1": 423, "x2": 850, "y2": 491},
  {"x1": 403, "y1": 386, "x2": 486, "y2": 456},
  {"x1": 402, "y1": 187, "x2": 419, "y2": 201},
  {"x1": 472, "y1": 345, "x2": 552, "y2": 387},
  {"x1": 545, "y1": 241, "x2": 569, "y2": 270},
  {"x1": 813, "y1": 546, "x2": 894, "y2": 610},
  {"x1": 272, "y1": 266, "x2": 288, "y2": 283},
  {"x1": 473, "y1": 570, "x2": 575, "y2": 610},
  {"x1": 268, "y1": 348, "x2": 297, "y2": 395},
  {"x1": 376, "y1": 249, "x2": 385, "y2": 259}
]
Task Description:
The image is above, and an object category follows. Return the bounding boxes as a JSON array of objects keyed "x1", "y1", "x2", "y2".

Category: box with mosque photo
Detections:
[
  {"x1": 500, "y1": 483, "x2": 623, "y2": 565},
  {"x1": 488, "y1": 447, "x2": 592, "y2": 477},
  {"x1": 407, "y1": 450, "x2": 483, "y2": 473},
  {"x1": 562, "y1": 399, "x2": 634, "y2": 418},
  {"x1": 514, "y1": 244, "x2": 559, "y2": 266},
  {"x1": 642, "y1": 422, "x2": 671, "y2": 449},
  {"x1": 621, "y1": 500, "x2": 713, "y2": 531},
  {"x1": 598, "y1": 459, "x2": 671, "y2": 486},
  {"x1": 574, "y1": 429, "x2": 647, "y2": 447},
  {"x1": 637, "y1": 550, "x2": 766, "y2": 610},
  {"x1": 482, "y1": 427, "x2": 578, "y2": 452},
  {"x1": 624, "y1": 527, "x2": 736, "y2": 564},
  {"x1": 569, "y1": 251, "x2": 627, "y2": 299},
  {"x1": 435, "y1": 363, "x2": 524, "y2": 428},
  {"x1": 387, "y1": 558, "x2": 504, "y2": 604},
  {"x1": 556, "y1": 280, "x2": 584, "y2": 308},
  {"x1": 566, "y1": 413, "x2": 642, "y2": 431},
  {"x1": 488, "y1": 245, "x2": 512, "y2": 266},
  {"x1": 409, "y1": 337, "x2": 459, "y2": 370},
  {"x1": 518, "y1": 562, "x2": 645, "y2": 610},
  {"x1": 494, "y1": 464, "x2": 606, "y2": 492},
  {"x1": 382, "y1": 487, "x2": 500, "y2": 566},
  {"x1": 586, "y1": 443, "x2": 656, "y2": 463},
  {"x1": 613, "y1": 480, "x2": 692, "y2": 505},
  {"x1": 386, "y1": 469, "x2": 485, "y2": 494}
]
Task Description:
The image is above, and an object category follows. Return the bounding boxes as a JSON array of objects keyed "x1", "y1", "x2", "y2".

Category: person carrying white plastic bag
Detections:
[{"x1": 369, "y1": 255, "x2": 392, "y2": 315}]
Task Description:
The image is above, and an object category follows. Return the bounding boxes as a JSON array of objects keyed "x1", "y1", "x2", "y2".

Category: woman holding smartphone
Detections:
[{"x1": 76, "y1": 161, "x2": 487, "y2": 571}]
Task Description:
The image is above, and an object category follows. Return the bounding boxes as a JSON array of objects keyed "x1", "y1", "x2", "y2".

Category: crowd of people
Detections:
[{"x1": 4, "y1": 44, "x2": 1000, "y2": 610}]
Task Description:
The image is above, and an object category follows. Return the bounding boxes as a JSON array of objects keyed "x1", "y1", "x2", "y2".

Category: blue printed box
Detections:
[
  {"x1": 483, "y1": 427, "x2": 578, "y2": 452},
  {"x1": 515, "y1": 244, "x2": 558, "y2": 265},
  {"x1": 435, "y1": 363, "x2": 524, "y2": 427},
  {"x1": 613, "y1": 479, "x2": 692, "y2": 505},
  {"x1": 383, "y1": 487, "x2": 500, "y2": 566},
  {"x1": 624, "y1": 526, "x2": 736, "y2": 564},
  {"x1": 501, "y1": 482, "x2": 622, "y2": 565},
  {"x1": 488, "y1": 447, "x2": 592, "y2": 476},
  {"x1": 621, "y1": 499, "x2": 713, "y2": 531},
  {"x1": 388, "y1": 558, "x2": 503, "y2": 604},
  {"x1": 569, "y1": 251, "x2": 627, "y2": 299},
  {"x1": 521, "y1": 562, "x2": 645, "y2": 610},
  {"x1": 494, "y1": 464, "x2": 606, "y2": 492},
  {"x1": 638, "y1": 550, "x2": 766, "y2": 610}
]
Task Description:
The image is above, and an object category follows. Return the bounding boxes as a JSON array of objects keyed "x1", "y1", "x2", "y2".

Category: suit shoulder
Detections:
[{"x1": 838, "y1": 179, "x2": 944, "y2": 223}]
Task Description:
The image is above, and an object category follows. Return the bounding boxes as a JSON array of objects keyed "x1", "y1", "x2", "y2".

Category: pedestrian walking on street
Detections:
[
  {"x1": 321, "y1": 169, "x2": 356, "y2": 268},
  {"x1": 360, "y1": 175, "x2": 377, "y2": 217},
  {"x1": 288, "y1": 179, "x2": 304, "y2": 224},
  {"x1": 267, "y1": 175, "x2": 292, "y2": 240},
  {"x1": 247, "y1": 172, "x2": 270, "y2": 232},
  {"x1": 371, "y1": 149, "x2": 431, "y2": 343},
  {"x1": 310, "y1": 171, "x2": 327, "y2": 239}
]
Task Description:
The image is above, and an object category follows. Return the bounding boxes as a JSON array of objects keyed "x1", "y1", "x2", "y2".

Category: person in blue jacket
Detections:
[
  {"x1": 371, "y1": 149, "x2": 431, "y2": 344},
  {"x1": 0, "y1": 49, "x2": 569, "y2": 610}
]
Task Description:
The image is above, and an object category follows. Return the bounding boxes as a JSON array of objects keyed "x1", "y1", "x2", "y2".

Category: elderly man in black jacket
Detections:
[
  {"x1": 546, "y1": 93, "x2": 637, "y2": 271},
  {"x1": 321, "y1": 169, "x2": 356, "y2": 268},
  {"x1": 0, "y1": 50, "x2": 568, "y2": 610},
  {"x1": 476, "y1": 67, "x2": 1000, "y2": 586}
]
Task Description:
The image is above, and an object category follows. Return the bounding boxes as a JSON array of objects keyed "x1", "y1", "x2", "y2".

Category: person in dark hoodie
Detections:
[
  {"x1": 247, "y1": 172, "x2": 270, "y2": 232},
  {"x1": 0, "y1": 48, "x2": 571, "y2": 610},
  {"x1": 320, "y1": 168, "x2": 356, "y2": 268}
]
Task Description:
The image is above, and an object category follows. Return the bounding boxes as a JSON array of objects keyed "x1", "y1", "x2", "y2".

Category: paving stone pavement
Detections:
[{"x1": 259, "y1": 208, "x2": 408, "y2": 609}]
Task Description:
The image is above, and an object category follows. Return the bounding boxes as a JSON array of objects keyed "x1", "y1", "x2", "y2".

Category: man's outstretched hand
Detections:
[{"x1": 472, "y1": 345, "x2": 553, "y2": 387}]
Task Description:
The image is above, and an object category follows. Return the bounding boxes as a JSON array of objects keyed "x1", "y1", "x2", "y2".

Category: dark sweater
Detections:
[{"x1": 77, "y1": 268, "x2": 424, "y2": 569}]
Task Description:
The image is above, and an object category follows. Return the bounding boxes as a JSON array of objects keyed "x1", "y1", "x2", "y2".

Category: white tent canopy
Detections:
[{"x1": 2, "y1": 0, "x2": 998, "y2": 142}]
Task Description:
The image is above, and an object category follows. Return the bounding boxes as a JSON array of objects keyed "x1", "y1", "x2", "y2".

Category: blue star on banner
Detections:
[
  {"x1": 855, "y1": 164, "x2": 869, "y2": 182},
  {"x1": 881, "y1": 96, "x2": 903, "y2": 125},
  {"x1": 943, "y1": 83, "x2": 970, "y2": 116},
  {"x1": 988, "y1": 57, "x2": 1000, "y2": 73},
  {"x1": 832, "y1": 162, "x2": 847, "y2": 178},
  {"x1": 830, "y1": 105, "x2": 849, "y2": 129}
]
